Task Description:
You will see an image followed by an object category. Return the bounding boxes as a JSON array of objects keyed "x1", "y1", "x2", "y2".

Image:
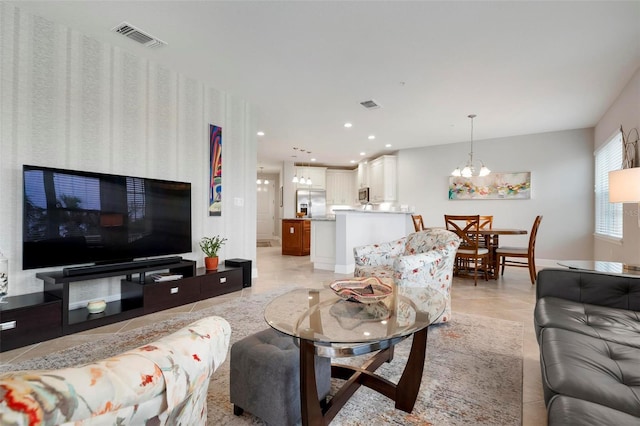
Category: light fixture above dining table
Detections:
[{"x1": 451, "y1": 114, "x2": 491, "y2": 178}]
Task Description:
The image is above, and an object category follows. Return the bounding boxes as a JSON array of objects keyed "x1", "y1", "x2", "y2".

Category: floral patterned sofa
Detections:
[
  {"x1": 354, "y1": 228, "x2": 461, "y2": 323},
  {"x1": 0, "y1": 316, "x2": 231, "y2": 425}
]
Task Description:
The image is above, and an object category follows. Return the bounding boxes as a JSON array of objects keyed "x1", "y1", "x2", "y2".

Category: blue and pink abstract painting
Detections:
[{"x1": 209, "y1": 124, "x2": 222, "y2": 216}]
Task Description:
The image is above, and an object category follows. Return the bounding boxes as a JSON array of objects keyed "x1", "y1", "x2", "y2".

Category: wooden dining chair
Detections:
[
  {"x1": 479, "y1": 215, "x2": 493, "y2": 230},
  {"x1": 467, "y1": 215, "x2": 493, "y2": 249},
  {"x1": 444, "y1": 215, "x2": 490, "y2": 285},
  {"x1": 467, "y1": 215, "x2": 493, "y2": 230},
  {"x1": 411, "y1": 214, "x2": 425, "y2": 232},
  {"x1": 496, "y1": 215, "x2": 543, "y2": 285}
]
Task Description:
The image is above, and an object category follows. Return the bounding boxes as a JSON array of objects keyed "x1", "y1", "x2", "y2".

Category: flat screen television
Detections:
[{"x1": 23, "y1": 165, "x2": 192, "y2": 270}]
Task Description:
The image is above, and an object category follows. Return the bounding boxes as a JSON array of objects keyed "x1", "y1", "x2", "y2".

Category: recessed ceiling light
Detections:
[
  {"x1": 310, "y1": 158, "x2": 316, "y2": 162},
  {"x1": 257, "y1": 131, "x2": 265, "y2": 136},
  {"x1": 350, "y1": 160, "x2": 356, "y2": 164},
  {"x1": 368, "y1": 135, "x2": 375, "y2": 140},
  {"x1": 359, "y1": 152, "x2": 366, "y2": 156},
  {"x1": 344, "y1": 123, "x2": 352, "y2": 128},
  {"x1": 385, "y1": 144, "x2": 392, "y2": 148}
]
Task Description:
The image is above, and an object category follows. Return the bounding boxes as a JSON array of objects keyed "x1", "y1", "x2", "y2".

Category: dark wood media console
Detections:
[{"x1": 0, "y1": 260, "x2": 243, "y2": 352}]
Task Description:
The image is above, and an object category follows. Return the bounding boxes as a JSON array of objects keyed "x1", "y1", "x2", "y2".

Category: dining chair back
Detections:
[
  {"x1": 444, "y1": 214, "x2": 490, "y2": 285},
  {"x1": 479, "y1": 215, "x2": 493, "y2": 230},
  {"x1": 411, "y1": 214, "x2": 425, "y2": 232},
  {"x1": 467, "y1": 215, "x2": 493, "y2": 230},
  {"x1": 467, "y1": 215, "x2": 493, "y2": 248},
  {"x1": 496, "y1": 215, "x2": 543, "y2": 284}
]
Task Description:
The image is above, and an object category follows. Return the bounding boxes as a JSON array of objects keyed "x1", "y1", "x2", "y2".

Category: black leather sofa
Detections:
[{"x1": 534, "y1": 268, "x2": 640, "y2": 425}]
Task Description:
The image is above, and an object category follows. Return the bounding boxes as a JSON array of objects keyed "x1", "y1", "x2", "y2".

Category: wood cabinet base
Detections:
[{"x1": 282, "y1": 219, "x2": 311, "y2": 256}]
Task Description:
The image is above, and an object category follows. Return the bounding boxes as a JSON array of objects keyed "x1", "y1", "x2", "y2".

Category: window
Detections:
[
  {"x1": 126, "y1": 177, "x2": 147, "y2": 243},
  {"x1": 594, "y1": 131, "x2": 623, "y2": 239}
]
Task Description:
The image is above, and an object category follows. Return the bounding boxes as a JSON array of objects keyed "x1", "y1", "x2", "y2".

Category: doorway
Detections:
[{"x1": 257, "y1": 173, "x2": 277, "y2": 242}]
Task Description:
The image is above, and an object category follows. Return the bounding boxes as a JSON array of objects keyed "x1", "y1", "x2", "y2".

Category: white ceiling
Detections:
[{"x1": 9, "y1": 1, "x2": 640, "y2": 173}]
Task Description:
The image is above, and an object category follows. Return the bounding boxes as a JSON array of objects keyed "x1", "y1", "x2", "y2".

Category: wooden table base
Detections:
[{"x1": 300, "y1": 327, "x2": 429, "y2": 426}]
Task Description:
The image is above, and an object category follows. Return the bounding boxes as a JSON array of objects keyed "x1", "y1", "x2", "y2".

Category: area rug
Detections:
[{"x1": 0, "y1": 291, "x2": 523, "y2": 425}]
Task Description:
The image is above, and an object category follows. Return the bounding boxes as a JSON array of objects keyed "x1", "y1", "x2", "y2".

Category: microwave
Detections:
[{"x1": 358, "y1": 187, "x2": 370, "y2": 204}]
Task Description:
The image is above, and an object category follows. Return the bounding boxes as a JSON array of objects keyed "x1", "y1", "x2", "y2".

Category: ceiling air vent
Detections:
[
  {"x1": 360, "y1": 99, "x2": 382, "y2": 110},
  {"x1": 111, "y1": 22, "x2": 167, "y2": 48}
]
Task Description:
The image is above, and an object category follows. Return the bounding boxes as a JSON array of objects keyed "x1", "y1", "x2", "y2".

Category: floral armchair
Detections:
[
  {"x1": 354, "y1": 229, "x2": 461, "y2": 323},
  {"x1": 0, "y1": 316, "x2": 231, "y2": 425}
]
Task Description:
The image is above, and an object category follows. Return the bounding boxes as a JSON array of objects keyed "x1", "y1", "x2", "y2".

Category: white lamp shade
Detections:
[{"x1": 609, "y1": 168, "x2": 640, "y2": 202}]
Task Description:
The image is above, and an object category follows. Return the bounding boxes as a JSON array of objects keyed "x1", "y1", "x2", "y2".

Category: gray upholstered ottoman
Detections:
[{"x1": 230, "y1": 328, "x2": 331, "y2": 426}]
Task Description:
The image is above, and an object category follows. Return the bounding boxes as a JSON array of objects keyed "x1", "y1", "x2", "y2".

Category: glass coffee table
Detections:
[
  {"x1": 557, "y1": 260, "x2": 640, "y2": 276},
  {"x1": 264, "y1": 279, "x2": 445, "y2": 426}
]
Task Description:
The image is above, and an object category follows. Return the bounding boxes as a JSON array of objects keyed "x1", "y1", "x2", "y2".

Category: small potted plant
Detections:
[{"x1": 199, "y1": 235, "x2": 227, "y2": 270}]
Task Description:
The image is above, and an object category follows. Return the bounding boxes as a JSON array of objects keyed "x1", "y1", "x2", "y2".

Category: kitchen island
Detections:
[
  {"x1": 281, "y1": 219, "x2": 310, "y2": 256},
  {"x1": 310, "y1": 210, "x2": 414, "y2": 274}
]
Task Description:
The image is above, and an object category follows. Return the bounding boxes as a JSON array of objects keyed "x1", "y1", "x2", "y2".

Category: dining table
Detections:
[
  {"x1": 427, "y1": 226, "x2": 528, "y2": 279},
  {"x1": 476, "y1": 228, "x2": 528, "y2": 278}
]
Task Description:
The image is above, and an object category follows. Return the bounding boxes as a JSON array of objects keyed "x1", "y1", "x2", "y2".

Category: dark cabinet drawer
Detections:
[
  {"x1": 1, "y1": 299, "x2": 62, "y2": 351},
  {"x1": 143, "y1": 276, "x2": 201, "y2": 314},
  {"x1": 200, "y1": 268, "x2": 242, "y2": 298}
]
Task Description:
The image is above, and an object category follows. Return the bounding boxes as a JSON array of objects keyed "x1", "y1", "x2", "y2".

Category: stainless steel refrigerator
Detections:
[{"x1": 295, "y1": 189, "x2": 326, "y2": 218}]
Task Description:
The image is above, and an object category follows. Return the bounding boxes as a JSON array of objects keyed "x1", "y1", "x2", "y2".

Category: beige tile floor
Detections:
[{"x1": 1, "y1": 243, "x2": 547, "y2": 425}]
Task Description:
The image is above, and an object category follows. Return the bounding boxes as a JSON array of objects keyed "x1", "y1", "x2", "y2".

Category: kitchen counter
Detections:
[
  {"x1": 335, "y1": 209, "x2": 414, "y2": 215},
  {"x1": 283, "y1": 217, "x2": 335, "y2": 221},
  {"x1": 308, "y1": 216, "x2": 336, "y2": 221},
  {"x1": 310, "y1": 210, "x2": 414, "y2": 273}
]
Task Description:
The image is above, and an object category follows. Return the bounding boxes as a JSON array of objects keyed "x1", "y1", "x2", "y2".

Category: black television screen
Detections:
[{"x1": 23, "y1": 165, "x2": 192, "y2": 270}]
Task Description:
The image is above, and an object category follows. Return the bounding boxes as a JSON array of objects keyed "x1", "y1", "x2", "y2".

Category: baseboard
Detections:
[{"x1": 537, "y1": 258, "x2": 562, "y2": 268}]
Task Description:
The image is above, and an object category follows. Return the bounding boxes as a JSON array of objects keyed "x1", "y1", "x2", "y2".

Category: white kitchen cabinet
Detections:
[
  {"x1": 368, "y1": 155, "x2": 397, "y2": 203},
  {"x1": 295, "y1": 166, "x2": 326, "y2": 190},
  {"x1": 326, "y1": 170, "x2": 356, "y2": 205},
  {"x1": 357, "y1": 162, "x2": 369, "y2": 188}
]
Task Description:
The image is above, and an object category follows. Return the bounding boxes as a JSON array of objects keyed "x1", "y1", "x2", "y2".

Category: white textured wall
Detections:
[
  {"x1": 397, "y1": 128, "x2": 594, "y2": 261},
  {"x1": 594, "y1": 68, "x2": 640, "y2": 264},
  {"x1": 0, "y1": 4, "x2": 257, "y2": 299}
]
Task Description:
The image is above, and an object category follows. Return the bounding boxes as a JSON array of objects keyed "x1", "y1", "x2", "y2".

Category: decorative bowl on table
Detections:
[{"x1": 329, "y1": 277, "x2": 393, "y2": 304}]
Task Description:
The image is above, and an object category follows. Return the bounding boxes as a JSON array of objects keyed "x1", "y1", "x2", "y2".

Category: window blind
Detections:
[
  {"x1": 594, "y1": 132, "x2": 623, "y2": 239},
  {"x1": 53, "y1": 173, "x2": 101, "y2": 210}
]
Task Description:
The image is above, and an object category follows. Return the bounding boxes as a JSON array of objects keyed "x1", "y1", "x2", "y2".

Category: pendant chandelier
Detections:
[
  {"x1": 291, "y1": 148, "x2": 312, "y2": 185},
  {"x1": 292, "y1": 147, "x2": 301, "y2": 183},
  {"x1": 451, "y1": 114, "x2": 490, "y2": 178}
]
